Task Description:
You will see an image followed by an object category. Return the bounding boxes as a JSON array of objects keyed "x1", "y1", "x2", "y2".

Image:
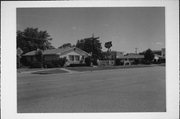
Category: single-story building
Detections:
[
  {"x1": 100, "y1": 51, "x2": 144, "y2": 66},
  {"x1": 153, "y1": 54, "x2": 165, "y2": 63},
  {"x1": 102, "y1": 51, "x2": 124, "y2": 60},
  {"x1": 99, "y1": 51, "x2": 124, "y2": 66},
  {"x1": 23, "y1": 47, "x2": 90, "y2": 66},
  {"x1": 116, "y1": 53, "x2": 144, "y2": 65},
  {"x1": 153, "y1": 48, "x2": 166, "y2": 63}
]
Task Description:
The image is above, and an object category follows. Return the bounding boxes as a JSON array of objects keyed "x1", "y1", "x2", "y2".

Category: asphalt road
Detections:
[{"x1": 17, "y1": 66, "x2": 166, "y2": 113}]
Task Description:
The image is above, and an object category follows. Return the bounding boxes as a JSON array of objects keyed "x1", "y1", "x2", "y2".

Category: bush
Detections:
[
  {"x1": 115, "y1": 59, "x2": 123, "y2": 65},
  {"x1": 92, "y1": 58, "x2": 98, "y2": 65},
  {"x1": 52, "y1": 60, "x2": 60, "y2": 67},
  {"x1": 132, "y1": 59, "x2": 139, "y2": 65},
  {"x1": 153, "y1": 60, "x2": 161, "y2": 64},
  {"x1": 159, "y1": 58, "x2": 165, "y2": 63},
  {"x1": 68, "y1": 64, "x2": 87, "y2": 67},
  {"x1": 43, "y1": 61, "x2": 56, "y2": 68},
  {"x1": 85, "y1": 57, "x2": 91, "y2": 66},
  {"x1": 20, "y1": 56, "x2": 29, "y2": 66},
  {"x1": 43, "y1": 57, "x2": 67, "y2": 68},
  {"x1": 30, "y1": 62, "x2": 42, "y2": 68},
  {"x1": 142, "y1": 60, "x2": 151, "y2": 65},
  {"x1": 59, "y1": 57, "x2": 67, "y2": 67}
]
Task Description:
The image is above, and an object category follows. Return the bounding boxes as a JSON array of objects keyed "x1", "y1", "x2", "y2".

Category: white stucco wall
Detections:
[{"x1": 59, "y1": 51, "x2": 84, "y2": 64}]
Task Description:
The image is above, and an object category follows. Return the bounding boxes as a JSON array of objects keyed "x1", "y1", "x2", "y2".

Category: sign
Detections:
[{"x1": 105, "y1": 41, "x2": 112, "y2": 49}]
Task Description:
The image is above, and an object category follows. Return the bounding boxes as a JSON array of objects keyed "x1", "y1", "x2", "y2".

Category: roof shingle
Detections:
[{"x1": 23, "y1": 47, "x2": 90, "y2": 56}]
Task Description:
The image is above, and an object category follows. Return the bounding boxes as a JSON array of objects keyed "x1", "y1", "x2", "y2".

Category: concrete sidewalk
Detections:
[
  {"x1": 18, "y1": 68, "x2": 67, "y2": 74},
  {"x1": 60, "y1": 68, "x2": 78, "y2": 74}
]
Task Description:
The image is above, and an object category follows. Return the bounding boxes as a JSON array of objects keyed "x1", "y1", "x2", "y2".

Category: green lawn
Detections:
[
  {"x1": 17, "y1": 66, "x2": 166, "y2": 112},
  {"x1": 17, "y1": 68, "x2": 43, "y2": 72},
  {"x1": 18, "y1": 64, "x2": 165, "y2": 74},
  {"x1": 32, "y1": 69, "x2": 68, "y2": 74},
  {"x1": 66, "y1": 64, "x2": 155, "y2": 72}
]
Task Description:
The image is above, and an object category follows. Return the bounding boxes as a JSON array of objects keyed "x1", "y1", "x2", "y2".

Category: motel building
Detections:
[
  {"x1": 153, "y1": 48, "x2": 166, "y2": 63},
  {"x1": 102, "y1": 51, "x2": 144, "y2": 66},
  {"x1": 117, "y1": 53, "x2": 144, "y2": 65}
]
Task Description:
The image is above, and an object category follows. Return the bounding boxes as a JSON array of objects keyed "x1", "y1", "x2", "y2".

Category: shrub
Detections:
[
  {"x1": 85, "y1": 57, "x2": 91, "y2": 66},
  {"x1": 44, "y1": 61, "x2": 56, "y2": 68},
  {"x1": 68, "y1": 64, "x2": 87, "y2": 67},
  {"x1": 159, "y1": 58, "x2": 165, "y2": 63},
  {"x1": 115, "y1": 59, "x2": 124, "y2": 65},
  {"x1": 92, "y1": 58, "x2": 98, "y2": 65},
  {"x1": 142, "y1": 60, "x2": 151, "y2": 65},
  {"x1": 43, "y1": 57, "x2": 67, "y2": 68},
  {"x1": 132, "y1": 59, "x2": 139, "y2": 65},
  {"x1": 19, "y1": 56, "x2": 31, "y2": 67},
  {"x1": 30, "y1": 62, "x2": 42, "y2": 68},
  {"x1": 115, "y1": 59, "x2": 121, "y2": 65},
  {"x1": 59, "y1": 57, "x2": 67, "y2": 67},
  {"x1": 52, "y1": 60, "x2": 60, "y2": 67}
]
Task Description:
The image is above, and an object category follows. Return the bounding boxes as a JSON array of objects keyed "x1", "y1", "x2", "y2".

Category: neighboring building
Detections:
[
  {"x1": 102, "y1": 51, "x2": 124, "y2": 60},
  {"x1": 161, "y1": 48, "x2": 165, "y2": 57},
  {"x1": 152, "y1": 50, "x2": 161, "y2": 56},
  {"x1": 99, "y1": 51, "x2": 124, "y2": 66},
  {"x1": 153, "y1": 48, "x2": 166, "y2": 63},
  {"x1": 153, "y1": 48, "x2": 165, "y2": 57},
  {"x1": 23, "y1": 47, "x2": 90, "y2": 66},
  {"x1": 112, "y1": 51, "x2": 124, "y2": 59},
  {"x1": 154, "y1": 54, "x2": 162, "y2": 62},
  {"x1": 101, "y1": 51, "x2": 144, "y2": 65},
  {"x1": 119, "y1": 53, "x2": 144, "y2": 65}
]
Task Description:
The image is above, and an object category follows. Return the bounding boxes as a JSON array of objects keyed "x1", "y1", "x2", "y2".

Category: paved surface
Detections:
[{"x1": 17, "y1": 66, "x2": 166, "y2": 113}]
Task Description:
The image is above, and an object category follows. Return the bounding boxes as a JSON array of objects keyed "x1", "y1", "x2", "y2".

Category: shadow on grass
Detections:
[
  {"x1": 32, "y1": 69, "x2": 68, "y2": 75},
  {"x1": 66, "y1": 65, "x2": 157, "y2": 72}
]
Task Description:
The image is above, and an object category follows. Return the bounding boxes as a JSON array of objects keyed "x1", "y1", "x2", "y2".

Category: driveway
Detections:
[{"x1": 17, "y1": 66, "x2": 166, "y2": 112}]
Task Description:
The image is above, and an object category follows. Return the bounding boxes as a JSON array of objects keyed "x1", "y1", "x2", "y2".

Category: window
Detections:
[
  {"x1": 75, "y1": 55, "x2": 80, "y2": 61},
  {"x1": 69, "y1": 55, "x2": 74, "y2": 61},
  {"x1": 82, "y1": 56, "x2": 84, "y2": 60}
]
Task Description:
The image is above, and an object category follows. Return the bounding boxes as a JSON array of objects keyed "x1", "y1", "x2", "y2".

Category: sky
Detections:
[{"x1": 17, "y1": 7, "x2": 165, "y2": 53}]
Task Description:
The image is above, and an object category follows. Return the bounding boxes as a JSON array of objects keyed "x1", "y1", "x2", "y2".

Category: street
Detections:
[{"x1": 17, "y1": 66, "x2": 166, "y2": 112}]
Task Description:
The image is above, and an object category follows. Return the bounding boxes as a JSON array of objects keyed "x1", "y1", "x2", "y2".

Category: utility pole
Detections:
[
  {"x1": 135, "y1": 48, "x2": 138, "y2": 54},
  {"x1": 91, "y1": 33, "x2": 94, "y2": 56},
  {"x1": 91, "y1": 34, "x2": 95, "y2": 66}
]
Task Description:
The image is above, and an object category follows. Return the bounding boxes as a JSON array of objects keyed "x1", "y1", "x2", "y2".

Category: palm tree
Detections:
[{"x1": 104, "y1": 41, "x2": 112, "y2": 63}]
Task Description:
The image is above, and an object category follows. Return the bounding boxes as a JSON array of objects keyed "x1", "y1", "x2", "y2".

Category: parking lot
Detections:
[{"x1": 17, "y1": 66, "x2": 166, "y2": 112}]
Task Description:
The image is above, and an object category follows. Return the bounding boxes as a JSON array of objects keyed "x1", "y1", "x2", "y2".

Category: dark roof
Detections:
[
  {"x1": 117, "y1": 54, "x2": 144, "y2": 59},
  {"x1": 23, "y1": 47, "x2": 90, "y2": 56},
  {"x1": 116, "y1": 52, "x2": 124, "y2": 58},
  {"x1": 23, "y1": 50, "x2": 37, "y2": 56},
  {"x1": 125, "y1": 54, "x2": 144, "y2": 59}
]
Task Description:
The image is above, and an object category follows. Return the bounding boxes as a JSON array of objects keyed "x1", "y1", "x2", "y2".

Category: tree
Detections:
[
  {"x1": 17, "y1": 27, "x2": 54, "y2": 54},
  {"x1": 17, "y1": 47, "x2": 23, "y2": 68},
  {"x1": 35, "y1": 49, "x2": 43, "y2": 68},
  {"x1": 76, "y1": 35, "x2": 102, "y2": 61},
  {"x1": 104, "y1": 41, "x2": 112, "y2": 60},
  {"x1": 144, "y1": 49, "x2": 154, "y2": 63},
  {"x1": 58, "y1": 43, "x2": 72, "y2": 49}
]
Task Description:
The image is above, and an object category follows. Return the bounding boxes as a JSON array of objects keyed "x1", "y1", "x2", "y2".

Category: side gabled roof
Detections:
[
  {"x1": 123, "y1": 54, "x2": 144, "y2": 59},
  {"x1": 59, "y1": 47, "x2": 90, "y2": 57},
  {"x1": 23, "y1": 47, "x2": 90, "y2": 57},
  {"x1": 23, "y1": 50, "x2": 37, "y2": 56}
]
